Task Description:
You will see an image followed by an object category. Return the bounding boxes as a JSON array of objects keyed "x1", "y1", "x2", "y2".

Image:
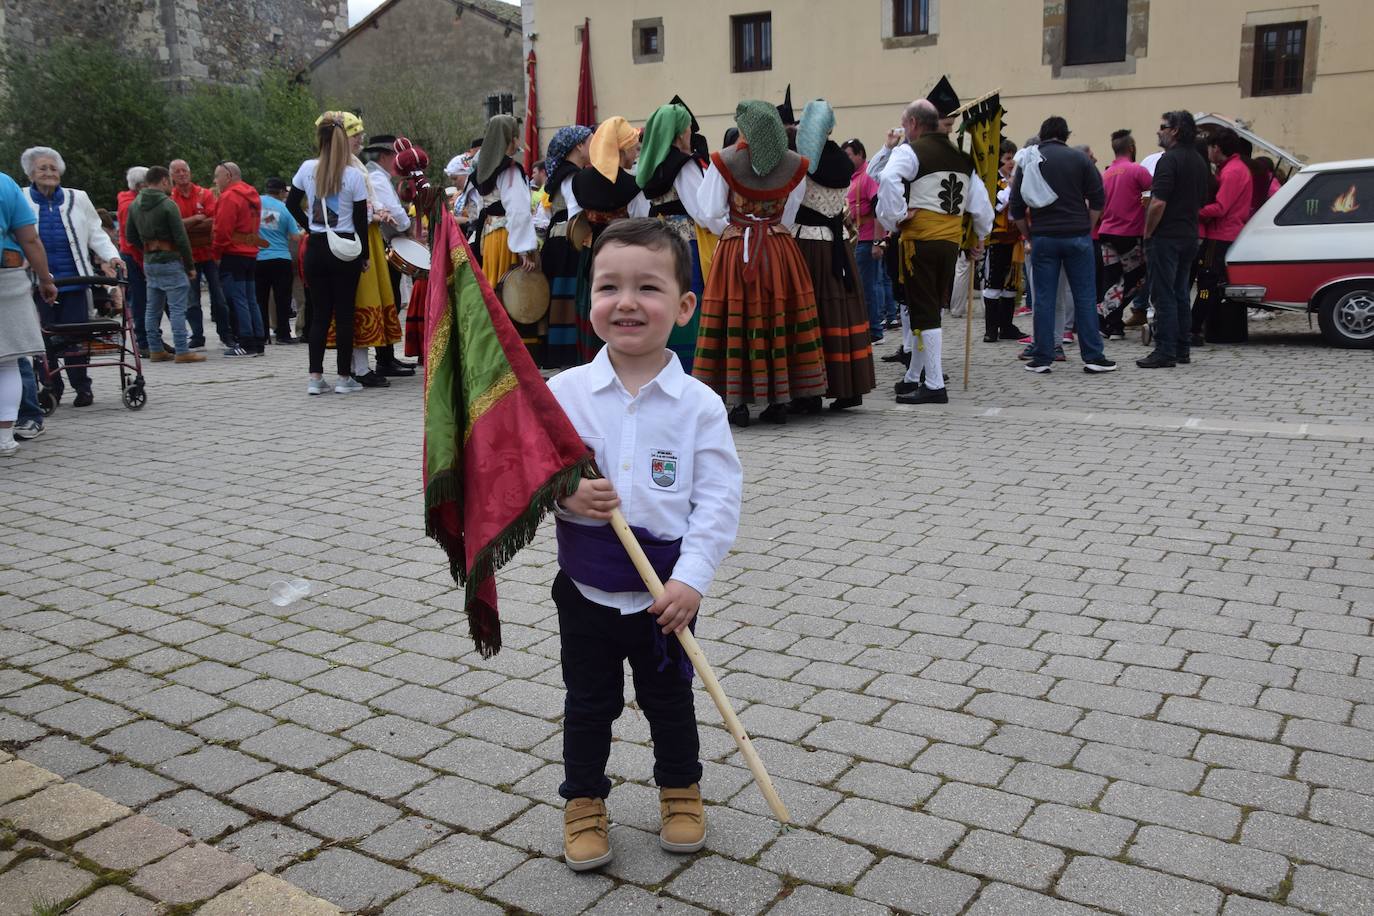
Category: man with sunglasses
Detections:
[{"x1": 1138, "y1": 111, "x2": 1209, "y2": 369}]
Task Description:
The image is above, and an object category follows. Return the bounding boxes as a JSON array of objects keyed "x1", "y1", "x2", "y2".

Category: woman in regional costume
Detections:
[
  {"x1": 571, "y1": 117, "x2": 647, "y2": 363},
  {"x1": 637, "y1": 102, "x2": 726, "y2": 373},
  {"x1": 472, "y1": 114, "x2": 539, "y2": 363},
  {"x1": 792, "y1": 99, "x2": 875, "y2": 411},
  {"x1": 693, "y1": 101, "x2": 826, "y2": 428},
  {"x1": 540, "y1": 125, "x2": 593, "y2": 369},
  {"x1": 320, "y1": 113, "x2": 402, "y2": 386}
]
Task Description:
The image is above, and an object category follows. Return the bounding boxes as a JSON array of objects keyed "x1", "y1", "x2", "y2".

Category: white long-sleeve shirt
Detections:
[
  {"x1": 697, "y1": 162, "x2": 809, "y2": 231},
  {"x1": 559, "y1": 175, "x2": 581, "y2": 219},
  {"x1": 875, "y1": 143, "x2": 994, "y2": 240},
  {"x1": 497, "y1": 164, "x2": 536, "y2": 254},
  {"x1": 366, "y1": 163, "x2": 410, "y2": 232},
  {"x1": 673, "y1": 162, "x2": 727, "y2": 236},
  {"x1": 549, "y1": 347, "x2": 743, "y2": 614}
]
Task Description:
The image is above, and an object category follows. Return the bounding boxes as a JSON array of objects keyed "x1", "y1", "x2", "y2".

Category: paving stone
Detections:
[
  {"x1": 73, "y1": 813, "x2": 191, "y2": 870},
  {"x1": 1002, "y1": 761, "x2": 1106, "y2": 806},
  {"x1": 1074, "y1": 742, "x2": 1206, "y2": 791},
  {"x1": 0, "y1": 782, "x2": 130, "y2": 841},
  {"x1": 197, "y1": 872, "x2": 343, "y2": 916},
  {"x1": 155, "y1": 745, "x2": 275, "y2": 794},
  {"x1": 1201, "y1": 769, "x2": 1310, "y2": 816},
  {"x1": 238, "y1": 723, "x2": 351, "y2": 769},
  {"x1": 585, "y1": 886, "x2": 709, "y2": 916},
  {"x1": 729, "y1": 774, "x2": 843, "y2": 827},
  {"x1": 190, "y1": 706, "x2": 278, "y2": 742},
  {"x1": 128, "y1": 684, "x2": 227, "y2": 725},
  {"x1": 666, "y1": 855, "x2": 782, "y2": 916},
  {"x1": 965, "y1": 883, "x2": 1100, "y2": 916},
  {"x1": 1099, "y1": 780, "x2": 1243, "y2": 839},
  {"x1": 17, "y1": 735, "x2": 106, "y2": 777},
  {"x1": 318, "y1": 748, "x2": 435, "y2": 799},
  {"x1": 0, "y1": 758, "x2": 58, "y2": 804},
  {"x1": 756, "y1": 828, "x2": 875, "y2": 885},
  {"x1": 765, "y1": 885, "x2": 888, "y2": 916},
  {"x1": 947, "y1": 828, "x2": 1066, "y2": 891},
  {"x1": 1072, "y1": 710, "x2": 1201, "y2": 756},
  {"x1": 911, "y1": 742, "x2": 1016, "y2": 786},
  {"x1": 402, "y1": 775, "x2": 529, "y2": 832},
  {"x1": 488, "y1": 856, "x2": 613, "y2": 915},
  {"x1": 33, "y1": 697, "x2": 136, "y2": 737},
  {"x1": 1058, "y1": 855, "x2": 1224, "y2": 915},
  {"x1": 272, "y1": 693, "x2": 373, "y2": 732},
  {"x1": 380, "y1": 884, "x2": 503, "y2": 916},
  {"x1": 1296, "y1": 750, "x2": 1374, "y2": 794},
  {"x1": 1241, "y1": 811, "x2": 1374, "y2": 878},
  {"x1": 342, "y1": 715, "x2": 452, "y2": 759},
  {"x1": 1282, "y1": 718, "x2": 1374, "y2": 760},
  {"x1": 168, "y1": 659, "x2": 259, "y2": 693},
  {"x1": 1127, "y1": 825, "x2": 1290, "y2": 898},
  {"x1": 358, "y1": 815, "x2": 450, "y2": 860},
  {"x1": 94, "y1": 720, "x2": 204, "y2": 766},
  {"x1": 67, "y1": 885, "x2": 161, "y2": 916},
  {"x1": 601, "y1": 825, "x2": 686, "y2": 885},
  {"x1": 818, "y1": 797, "x2": 964, "y2": 859},
  {"x1": 1286, "y1": 864, "x2": 1374, "y2": 915},
  {"x1": 876, "y1": 701, "x2": 995, "y2": 745},
  {"x1": 409, "y1": 831, "x2": 527, "y2": 888},
  {"x1": 143, "y1": 788, "x2": 250, "y2": 840},
  {"x1": 283, "y1": 848, "x2": 421, "y2": 912},
  {"x1": 216, "y1": 821, "x2": 322, "y2": 871},
  {"x1": 292, "y1": 789, "x2": 400, "y2": 840},
  {"x1": 924, "y1": 782, "x2": 1035, "y2": 832},
  {"x1": 853, "y1": 855, "x2": 981, "y2": 915},
  {"x1": 0, "y1": 857, "x2": 95, "y2": 914},
  {"x1": 834, "y1": 761, "x2": 941, "y2": 806},
  {"x1": 229, "y1": 771, "x2": 335, "y2": 817},
  {"x1": 1159, "y1": 696, "x2": 1283, "y2": 741},
  {"x1": 70, "y1": 762, "x2": 178, "y2": 807},
  {"x1": 131, "y1": 841, "x2": 256, "y2": 904},
  {"x1": 983, "y1": 723, "x2": 1084, "y2": 766},
  {"x1": 1019, "y1": 802, "x2": 1137, "y2": 856},
  {"x1": 421, "y1": 737, "x2": 542, "y2": 786},
  {"x1": 1192, "y1": 734, "x2": 1295, "y2": 777},
  {"x1": 491, "y1": 802, "x2": 564, "y2": 858}
]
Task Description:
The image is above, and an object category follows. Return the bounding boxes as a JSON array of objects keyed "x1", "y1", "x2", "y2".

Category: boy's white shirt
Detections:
[{"x1": 548, "y1": 347, "x2": 743, "y2": 614}]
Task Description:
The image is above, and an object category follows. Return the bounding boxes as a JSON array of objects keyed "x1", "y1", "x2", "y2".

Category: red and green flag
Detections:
[{"x1": 422, "y1": 206, "x2": 593, "y2": 657}]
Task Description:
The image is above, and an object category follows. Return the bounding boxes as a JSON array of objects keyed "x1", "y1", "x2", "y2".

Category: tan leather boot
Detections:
[
  {"x1": 174, "y1": 352, "x2": 206, "y2": 363},
  {"x1": 563, "y1": 797, "x2": 612, "y2": 871},
  {"x1": 659, "y1": 784, "x2": 706, "y2": 853}
]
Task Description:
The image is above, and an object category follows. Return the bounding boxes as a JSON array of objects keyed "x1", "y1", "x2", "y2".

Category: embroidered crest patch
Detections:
[{"x1": 650, "y1": 449, "x2": 679, "y2": 488}]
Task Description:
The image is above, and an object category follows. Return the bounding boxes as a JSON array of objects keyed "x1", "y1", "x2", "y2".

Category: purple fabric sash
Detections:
[{"x1": 556, "y1": 519, "x2": 681, "y2": 593}]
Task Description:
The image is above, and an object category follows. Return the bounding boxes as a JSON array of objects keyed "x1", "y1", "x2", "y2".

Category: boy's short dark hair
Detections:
[
  {"x1": 590, "y1": 218, "x2": 693, "y2": 297},
  {"x1": 999, "y1": 138, "x2": 1017, "y2": 157},
  {"x1": 145, "y1": 165, "x2": 170, "y2": 185},
  {"x1": 1038, "y1": 116, "x2": 1071, "y2": 143}
]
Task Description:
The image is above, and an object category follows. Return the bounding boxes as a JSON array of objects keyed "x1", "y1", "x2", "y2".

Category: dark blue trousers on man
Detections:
[{"x1": 1146, "y1": 236, "x2": 1199, "y2": 360}]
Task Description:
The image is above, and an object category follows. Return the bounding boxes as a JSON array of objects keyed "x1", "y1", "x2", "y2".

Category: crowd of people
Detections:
[{"x1": 0, "y1": 77, "x2": 1283, "y2": 456}]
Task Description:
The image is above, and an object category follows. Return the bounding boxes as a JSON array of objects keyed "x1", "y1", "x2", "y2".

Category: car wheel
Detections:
[{"x1": 1316, "y1": 283, "x2": 1374, "y2": 349}]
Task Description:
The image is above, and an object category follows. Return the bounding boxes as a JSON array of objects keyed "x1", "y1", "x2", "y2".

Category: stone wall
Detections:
[{"x1": 0, "y1": 0, "x2": 347, "y2": 84}]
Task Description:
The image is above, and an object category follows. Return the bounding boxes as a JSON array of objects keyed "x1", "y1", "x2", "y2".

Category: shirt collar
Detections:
[{"x1": 587, "y1": 346, "x2": 686, "y2": 400}]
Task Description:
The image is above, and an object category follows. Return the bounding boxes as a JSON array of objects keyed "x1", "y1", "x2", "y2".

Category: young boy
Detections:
[{"x1": 547, "y1": 218, "x2": 743, "y2": 871}]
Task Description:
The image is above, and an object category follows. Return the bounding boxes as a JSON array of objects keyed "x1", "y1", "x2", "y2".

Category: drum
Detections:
[
  {"x1": 385, "y1": 237, "x2": 432, "y2": 277},
  {"x1": 496, "y1": 267, "x2": 550, "y2": 324},
  {"x1": 568, "y1": 211, "x2": 593, "y2": 252}
]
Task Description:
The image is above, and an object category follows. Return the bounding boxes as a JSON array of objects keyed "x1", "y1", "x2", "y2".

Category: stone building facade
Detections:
[{"x1": 0, "y1": 0, "x2": 347, "y2": 84}]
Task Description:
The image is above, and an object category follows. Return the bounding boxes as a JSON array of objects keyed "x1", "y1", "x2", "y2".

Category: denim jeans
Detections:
[
  {"x1": 1030, "y1": 234, "x2": 1104, "y2": 364},
  {"x1": 145, "y1": 261, "x2": 191, "y2": 353},
  {"x1": 855, "y1": 241, "x2": 884, "y2": 337},
  {"x1": 189, "y1": 259, "x2": 228, "y2": 346},
  {"x1": 1146, "y1": 235, "x2": 1199, "y2": 360},
  {"x1": 122, "y1": 255, "x2": 150, "y2": 351},
  {"x1": 17, "y1": 357, "x2": 41, "y2": 426},
  {"x1": 554, "y1": 572, "x2": 699, "y2": 800},
  {"x1": 219, "y1": 255, "x2": 264, "y2": 347}
]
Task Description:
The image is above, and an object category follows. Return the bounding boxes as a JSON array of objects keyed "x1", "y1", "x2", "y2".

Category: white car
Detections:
[{"x1": 1226, "y1": 158, "x2": 1374, "y2": 348}]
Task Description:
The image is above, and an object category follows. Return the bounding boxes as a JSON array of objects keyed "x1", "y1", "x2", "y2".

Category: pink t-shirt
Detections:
[
  {"x1": 847, "y1": 161, "x2": 882, "y2": 242},
  {"x1": 1097, "y1": 157, "x2": 1153, "y2": 237}
]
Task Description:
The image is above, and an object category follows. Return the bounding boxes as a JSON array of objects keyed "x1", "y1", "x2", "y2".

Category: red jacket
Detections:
[
  {"x1": 211, "y1": 181, "x2": 262, "y2": 260},
  {"x1": 171, "y1": 182, "x2": 218, "y2": 262},
  {"x1": 1199, "y1": 154, "x2": 1254, "y2": 242},
  {"x1": 116, "y1": 190, "x2": 142, "y2": 266}
]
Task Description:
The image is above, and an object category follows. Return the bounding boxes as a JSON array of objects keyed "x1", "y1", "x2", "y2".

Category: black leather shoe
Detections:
[
  {"x1": 829, "y1": 396, "x2": 862, "y2": 411},
  {"x1": 982, "y1": 332, "x2": 998, "y2": 343},
  {"x1": 73, "y1": 390, "x2": 94, "y2": 407},
  {"x1": 880, "y1": 348, "x2": 907, "y2": 363},
  {"x1": 759, "y1": 403, "x2": 788, "y2": 425},
  {"x1": 894, "y1": 380, "x2": 920, "y2": 395},
  {"x1": 896, "y1": 384, "x2": 948, "y2": 405},
  {"x1": 787, "y1": 396, "x2": 823, "y2": 415},
  {"x1": 1136, "y1": 352, "x2": 1176, "y2": 369},
  {"x1": 355, "y1": 370, "x2": 391, "y2": 388},
  {"x1": 1176, "y1": 354, "x2": 1191, "y2": 364},
  {"x1": 728, "y1": 405, "x2": 750, "y2": 428},
  {"x1": 378, "y1": 362, "x2": 416, "y2": 377},
  {"x1": 999, "y1": 325, "x2": 1025, "y2": 339},
  {"x1": 387, "y1": 357, "x2": 417, "y2": 370}
]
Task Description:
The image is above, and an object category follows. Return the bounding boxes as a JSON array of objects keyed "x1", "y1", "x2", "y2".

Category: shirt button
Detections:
[
  {"x1": 622, "y1": 463, "x2": 631, "y2": 470},
  {"x1": 627, "y1": 405, "x2": 636, "y2": 415}
]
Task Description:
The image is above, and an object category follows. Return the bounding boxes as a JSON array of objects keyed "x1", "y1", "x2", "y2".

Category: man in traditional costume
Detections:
[
  {"x1": 473, "y1": 114, "x2": 539, "y2": 362},
  {"x1": 984, "y1": 138, "x2": 1026, "y2": 342},
  {"x1": 793, "y1": 99, "x2": 875, "y2": 411},
  {"x1": 361, "y1": 134, "x2": 416, "y2": 378},
  {"x1": 571, "y1": 117, "x2": 647, "y2": 363},
  {"x1": 877, "y1": 99, "x2": 992, "y2": 405},
  {"x1": 637, "y1": 101, "x2": 725, "y2": 372},
  {"x1": 541, "y1": 125, "x2": 593, "y2": 369},
  {"x1": 693, "y1": 100, "x2": 826, "y2": 427}
]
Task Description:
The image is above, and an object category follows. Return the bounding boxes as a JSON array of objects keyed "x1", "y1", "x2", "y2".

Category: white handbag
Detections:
[{"x1": 326, "y1": 227, "x2": 362, "y2": 261}]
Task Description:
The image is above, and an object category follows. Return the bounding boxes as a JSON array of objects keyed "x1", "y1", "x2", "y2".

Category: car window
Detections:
[{"x1": 1275, "y1": 169, "x2": 1374, "y2": 226}]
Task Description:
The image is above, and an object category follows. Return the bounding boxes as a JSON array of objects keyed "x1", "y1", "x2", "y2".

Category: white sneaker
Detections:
[
  {"x1": 307, "y1": 377, "x2": 329, "y2": 396},
  {"x1": 335, "y1": 376, "x2": 363, "y2": 394},
  {"x1": 0, "y1": 433, "x2": 17, "y2": 457}
]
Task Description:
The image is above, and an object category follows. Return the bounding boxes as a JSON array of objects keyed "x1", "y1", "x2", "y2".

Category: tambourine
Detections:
[
  {"x1": 385, "y1": 237, "x2": 432, "y2": 277},
  {"x1": 496, "y1": 267, "x2": 550, "y2": 324},
  {"x1": 567, "y1": 211, "x2": 593, "y2": 251}
]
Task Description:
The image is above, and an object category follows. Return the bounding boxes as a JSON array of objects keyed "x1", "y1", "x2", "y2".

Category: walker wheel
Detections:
[
  {"x1": 37, "y1": 390, "x2": 58, "y2": 416},
  {"x1": 122, "y1": 383, "x2": 146, "y2": 411}
]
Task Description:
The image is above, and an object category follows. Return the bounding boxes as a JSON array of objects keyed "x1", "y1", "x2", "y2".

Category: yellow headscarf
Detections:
[
  {"x1": 315, "y1": 111, "x2": 365, "y2": 138},
  {"x1": 589, "y1": 117, "x2": 639, "y2": 182}
]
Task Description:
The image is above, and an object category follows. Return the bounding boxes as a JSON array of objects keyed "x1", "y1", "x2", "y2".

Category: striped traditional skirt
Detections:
[
  {"x1": 795, "y1": 236, "x2": 875, "y2": 399},
  {"x1": 541, "y1": 232, "x2": 579, "y2": 369},
  {"x1": 692, "y1": 226, "x2": 826, "y2": 407},
  {"x1": 666, "y1": 234, "x2": 705, "y2": 373}
]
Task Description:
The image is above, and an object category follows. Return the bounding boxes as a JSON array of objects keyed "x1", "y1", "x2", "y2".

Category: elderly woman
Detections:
[{"x1": 23, "y1": 146, "x2": 121, "y2": 407}]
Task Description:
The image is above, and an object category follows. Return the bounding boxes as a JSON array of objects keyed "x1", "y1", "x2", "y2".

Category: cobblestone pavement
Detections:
[{"x1": 2, "y1": 312, "x2": 1373, "y2": 915}]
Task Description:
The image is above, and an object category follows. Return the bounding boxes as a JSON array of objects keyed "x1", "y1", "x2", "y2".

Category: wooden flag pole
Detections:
[
  {"x1": 963, "y1": 254, "x2": 976, "y2": 390},
  {"x1": 607, "y1": 508, "x2": 791, "y2": 826}
]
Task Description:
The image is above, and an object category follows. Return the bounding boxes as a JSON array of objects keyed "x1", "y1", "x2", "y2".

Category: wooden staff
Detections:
[
  {"x1": 963, "y1": 253, "x2": 975, "y2": 390},
  {"x1": 607, "y1": 508, "x2": 792, "y2": 826}
]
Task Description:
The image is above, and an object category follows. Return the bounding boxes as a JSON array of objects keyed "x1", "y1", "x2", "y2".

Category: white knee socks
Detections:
[
  {"x1": 352, "y1": 348, "x2": 370, "y2": 376},
  {"x1": 0, "y1": 360, "x2": 20, "y2": 423},
  {"x1": 921, "y1": 329, "x2": 945, "y2": 390}
]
